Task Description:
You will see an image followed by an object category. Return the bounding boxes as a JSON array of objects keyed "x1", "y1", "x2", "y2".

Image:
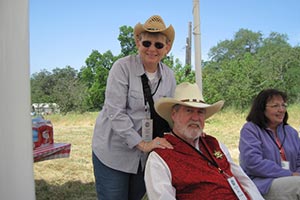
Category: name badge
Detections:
[
  {"x1": 142, "y1": 118, "x2": 153, "y2": 142},
  {"x1": 281, "y1": 160, "x2": 290, "y2": 170},
  {"x1": 227, "y1": 177, "x2": 247, "y2": 200}
]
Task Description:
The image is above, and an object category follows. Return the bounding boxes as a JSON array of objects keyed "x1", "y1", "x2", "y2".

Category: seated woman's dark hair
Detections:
[{"x1": 246, "y1": 89, "x2": 288, "y2": 128}]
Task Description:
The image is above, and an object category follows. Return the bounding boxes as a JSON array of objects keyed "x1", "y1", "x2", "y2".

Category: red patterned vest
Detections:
[{"x1": 154, "y1": 134, "x2": 250, "y2": 200}]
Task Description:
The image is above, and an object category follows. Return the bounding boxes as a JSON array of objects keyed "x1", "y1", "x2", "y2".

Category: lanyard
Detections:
[
  {"x1": 171, "y1": 131, "x2": 249, "y2": 200},
  {"x1": 141, "y1": 74, "x2": 161, "y2": 106},
  {"x1": 171, "y1": 130, "x2": 226, "y2": 174},
  {"x1": 266, "y1": 126, "x2": 287, "y2": 160},
  {"x1": 150, "y1": 77, "x2": 161, "y2": 96},
  {"x1": 141, "y1": 74, "x2": 170, "y2": 138}
]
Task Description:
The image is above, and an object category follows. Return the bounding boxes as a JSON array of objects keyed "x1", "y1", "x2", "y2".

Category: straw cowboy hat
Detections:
[
  {"x1": 155, "y1": 82, "x2": 225, "y2": 127},
  {"x1": 134, "y1": 15, "x2": 175, "y2": 52}
]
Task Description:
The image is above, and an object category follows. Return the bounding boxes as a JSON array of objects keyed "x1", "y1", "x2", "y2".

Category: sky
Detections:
[{"x1": 29, "y1": 0, "x2": 300, "y2": 75}]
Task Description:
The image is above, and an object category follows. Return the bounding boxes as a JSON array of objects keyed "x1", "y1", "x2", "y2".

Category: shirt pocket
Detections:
[
  {"x1": 154, "y1": 85, "x2": 173, "y2": 100},
  {"x1": 128, "y1": 90, "x2": 144, "y2": 110}
]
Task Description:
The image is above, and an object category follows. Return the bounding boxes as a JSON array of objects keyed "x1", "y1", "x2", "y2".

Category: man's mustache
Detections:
[{"x1": 187, "y1": 121, "x2": 201, "y2": 128}]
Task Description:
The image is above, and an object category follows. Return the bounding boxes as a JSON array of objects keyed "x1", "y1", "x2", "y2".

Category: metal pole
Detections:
[
  {"x1": 193, "y1": 0, "x2": 202, "y2": 92},
  {"x1": 185, "y1": 22, "x2": 192, "y2": 66}
]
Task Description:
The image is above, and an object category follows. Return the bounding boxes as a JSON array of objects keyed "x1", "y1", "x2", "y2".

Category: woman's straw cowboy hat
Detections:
[
  {"x1": 134, "y1": 15, "x2": 175, "y2": 52},
  {"x1": 155, "y1": 82, "x2": 224, "y2": 127}
]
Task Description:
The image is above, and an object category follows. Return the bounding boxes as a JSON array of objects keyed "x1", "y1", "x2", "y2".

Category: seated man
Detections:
[{"x1": 144, "y1": 82, "x2": 263, "y2": 200}]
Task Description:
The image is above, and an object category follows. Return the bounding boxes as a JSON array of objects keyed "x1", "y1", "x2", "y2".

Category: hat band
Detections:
[
  {"x1": 146, "y1": 27, "x2": 160, "y2": 31},
  {"x1": 181, "y1": 99, "x2": 205, "y2": 103}
]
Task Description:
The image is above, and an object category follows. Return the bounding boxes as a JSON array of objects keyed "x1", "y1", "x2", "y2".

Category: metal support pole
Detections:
[{"x1": 193, "y1": 0, "x2": 202, "y2": 92}]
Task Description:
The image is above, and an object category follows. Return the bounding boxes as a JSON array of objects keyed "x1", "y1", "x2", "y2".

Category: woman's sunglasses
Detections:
[{"x1": 142, "y1": 41, "x2": 165, "y2": 49}]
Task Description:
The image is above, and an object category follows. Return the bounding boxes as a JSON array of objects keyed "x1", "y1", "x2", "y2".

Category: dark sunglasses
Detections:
[{"x1": 141, "y1": 41, "x2": 165, "y2": 49}]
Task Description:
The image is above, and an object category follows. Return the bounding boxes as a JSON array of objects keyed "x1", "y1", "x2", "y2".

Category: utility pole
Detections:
[
  {"x1": 185, "y1": 21, "x2": 192, "y2": 66},
  {"x1": 193, "y1": 0, "x2": 202, "y2": 92}
]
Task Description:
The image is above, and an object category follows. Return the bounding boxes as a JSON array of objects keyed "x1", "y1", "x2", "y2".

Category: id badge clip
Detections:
[
  {"x1": 142, "y1": 118, "x2": 153, "y2": 142},
  {"x1": 227, "y1": 177, "x2": 247, "y2": 200},
  {"x1": 281, "y1": 160, "x2": 290, "y2": 170}
]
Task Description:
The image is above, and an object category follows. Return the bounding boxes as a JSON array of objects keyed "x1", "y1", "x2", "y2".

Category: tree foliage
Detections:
[
  {"x1": 31, "y1": 66, "x2": 87, "y2": 114},
  {"x1": 79, "y1": 50, "x2": 115, "y2": 110},
  {"x1": 31, "y1": 27, "x2": 300, "y2": 113},
  {"x1": 203, "y1": 29, "x2": 300, "y2": 109},
  {"x1": 118, "y1": 25, "x2": 137, "y2": 56}
]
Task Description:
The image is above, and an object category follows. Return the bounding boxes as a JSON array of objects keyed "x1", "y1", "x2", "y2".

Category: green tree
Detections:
[
  {"x1": 32, "y1": 27, "x2": 300, "y2": 113},
  {"x1": 31, "y1": 66, "x2": 88, "y2": 113},
  {"x1": 203, "y1": 29, "x2": 264, "y2": 106},
  {"x1": 203, "y1": 29, "x2": 300, "y2": 108},
  {"x1": 31, "y1": 70, "x2": 55, "y2": 104},
  {"x1": 118, "y1": 25, "x2": 137, "y2": 56},
  {"x1": 80, "y1": 50, "x2": 115, "y2": 110},
  {"x1": 257, "y1": 32, "x2": 296, "y2": 90},
  {"x1": 161, "y1": 55, "x2": 195, "y2": 84},
  {"x1": 208, "y1": 29, "x2": 263, "y2": 62},
  {"x1": 51, "y1": 66, "x2": 88, "y2": 113}
]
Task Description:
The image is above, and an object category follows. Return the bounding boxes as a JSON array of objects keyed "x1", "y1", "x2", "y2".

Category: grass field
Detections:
[{"x1": 34, "y1": 106, "x2": 300, "y2": 199}]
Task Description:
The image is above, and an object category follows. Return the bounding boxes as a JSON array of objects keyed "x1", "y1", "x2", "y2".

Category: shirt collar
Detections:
[{"x1": 135, "y1": 54, "x2": 163, "y2": 79}]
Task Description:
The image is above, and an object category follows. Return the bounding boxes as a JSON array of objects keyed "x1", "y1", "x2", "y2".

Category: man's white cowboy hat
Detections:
[
  {"x1": 155, "y1": 82, "x2": 224, "y2": 127},
  {"x1": 134, "y1": 15, "x2": 175, "y2": 52}
]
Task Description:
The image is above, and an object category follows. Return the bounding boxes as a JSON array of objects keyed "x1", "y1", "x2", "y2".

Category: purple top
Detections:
[{"x1": 239, "y1": 122, "x2": 300, "y2": 194}]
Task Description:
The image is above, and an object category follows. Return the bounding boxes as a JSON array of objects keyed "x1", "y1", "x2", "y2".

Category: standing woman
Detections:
[
  {"x1": 92, "y1": 15, "x2": 176, "y2": 200},
  {"x1": 239, "y1": 89, "x2": 300, "y2": 200}
]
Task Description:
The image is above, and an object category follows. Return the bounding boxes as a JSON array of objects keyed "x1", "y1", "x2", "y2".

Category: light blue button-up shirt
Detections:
[{"x1": 92, "y1": 54, "x2": 176, "y2": 173}]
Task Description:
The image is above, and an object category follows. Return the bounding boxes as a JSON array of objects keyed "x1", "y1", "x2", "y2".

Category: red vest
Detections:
[{"x1": 154, "y1": 134, "x2": 250, "y2": 200}]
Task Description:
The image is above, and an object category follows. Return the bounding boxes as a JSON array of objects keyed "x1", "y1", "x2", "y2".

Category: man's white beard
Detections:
[{"x1": 176, "y1": 121, "x2": 203, "y2": 141}]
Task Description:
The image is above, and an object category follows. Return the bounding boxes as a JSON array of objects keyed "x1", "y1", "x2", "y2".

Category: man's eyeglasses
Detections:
[
  {"x1": 141, "y1": 41, "x2": 165, "y2": 49},
  {"x1": 266, "y1": 103, "x2": 288, "y2": 110}
]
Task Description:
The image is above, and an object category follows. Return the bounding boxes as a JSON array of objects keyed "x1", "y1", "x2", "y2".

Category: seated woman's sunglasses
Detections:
[{"x1": 142, "y1": 41, "x2": 165, "y2": 49}]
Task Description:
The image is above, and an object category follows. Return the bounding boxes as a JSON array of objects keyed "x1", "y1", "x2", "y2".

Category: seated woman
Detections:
[{"x1": 239, "y1": 89, "x2": 300, "y2": 200}]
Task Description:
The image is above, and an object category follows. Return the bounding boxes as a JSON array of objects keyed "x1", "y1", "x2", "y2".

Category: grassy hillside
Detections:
[{"x1": 34, "y1": 106, "x2": 300, "y2": 199}]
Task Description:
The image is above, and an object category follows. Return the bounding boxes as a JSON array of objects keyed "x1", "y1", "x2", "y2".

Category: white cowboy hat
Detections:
[
  {"x1": 155, "y1": 82, "x2": 224, "y2": 127},
  {"x1": 134, "y1": 15, "x2": 175, "y2": 52}
]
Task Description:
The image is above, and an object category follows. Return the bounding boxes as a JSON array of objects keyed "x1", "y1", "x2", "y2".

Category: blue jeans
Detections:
[{"x1": 92, "y1": 152, "x2": 146, "y2": 200}]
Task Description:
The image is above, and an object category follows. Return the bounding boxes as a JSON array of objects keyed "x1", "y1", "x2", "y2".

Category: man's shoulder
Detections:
[{"x1": 202, "y1": 135, "x2": 218, "y2": 142}]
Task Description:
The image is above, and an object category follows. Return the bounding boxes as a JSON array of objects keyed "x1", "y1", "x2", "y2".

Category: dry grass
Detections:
[
  {"x1": 34, "y1": 106, "x2": 300, "y2": 199},
  {"x1": 34, "y1": 112, "x2": 98, "y2": 200}
]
